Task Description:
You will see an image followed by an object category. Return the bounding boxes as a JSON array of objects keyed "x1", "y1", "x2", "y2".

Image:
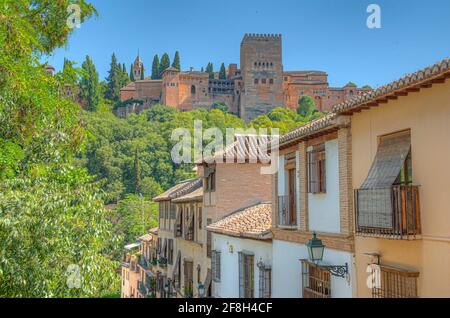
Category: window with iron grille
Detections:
[
  {"x1": 206, "y1": 219, "x2": 212, "y2": 258},
  {"x1": 371, "y1": 265, "x2": 419, "y2": 298},
  {"x1": 307, "y1": 143, "x2": 326, "y2": 193},
  {"x1": 239, "y1": 252, "x2": 254, "y2": 298},
  {"x1": 184, "y1": 260, "x2": 194, "y2": 298},
  {"x1": 211, "y1": 250, "x2": 221, "y2": 282},
  {"x1": 205, "y1": 171, "x2": 216, "y2": 192},
  {"x1": 258, "y1": 264, "x2": 272, "y2": 298},
  {"x1": 301, "y1": 260, "x2": 331, "y2": 298},
  {"x1": 167, "y1": 239, "x2": 174, "y2": 265},
  {"x1": 157, "y1": 238, "x2": 162, "y2": 255}
]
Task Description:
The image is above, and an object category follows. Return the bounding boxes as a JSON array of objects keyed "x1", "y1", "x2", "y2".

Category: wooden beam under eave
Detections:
[
  {"x1": 420, "y1": 83, "x2": 432, "y2": 88},
  {"x1": 431, "y1": 77, "x2": 446, "y2": 84},
  {"x1": 394, "y1": 91, "x2": 409, "y2": 97},
  {"x1": 387, "y1": 95, "x2": 398, "y2": 100},
  {"x1": 406, "y1": 87, "x2": 420, "y2": 93}
]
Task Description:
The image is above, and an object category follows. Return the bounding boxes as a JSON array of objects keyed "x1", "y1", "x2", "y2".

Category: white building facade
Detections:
[
  {"x1": 207, "y1": 203, "x2": 273, "y2": 298},
  {"x1": 271, "y1": 114, "x2": 356, "y2": 298}
]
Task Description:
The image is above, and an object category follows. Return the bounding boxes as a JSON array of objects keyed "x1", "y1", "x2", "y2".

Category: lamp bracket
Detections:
[{"x1": 321, "y1": 263, "x2": 349, "y2": 278}]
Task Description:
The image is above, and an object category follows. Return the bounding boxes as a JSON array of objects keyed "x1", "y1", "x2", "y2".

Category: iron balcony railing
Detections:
[
  {"x1": 158, "y1": 257, "x2": 168, "y2": 268},
  {"x1": 277, "y1": 195, "x2": 297, "y2": 227},
  {"x1": 355, "y1": 185, "x2": 421, "y2": 239}
]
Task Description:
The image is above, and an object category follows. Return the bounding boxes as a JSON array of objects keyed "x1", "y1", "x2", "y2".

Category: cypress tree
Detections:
[
  {"x1": 219, "y1": 63, "x2": 226, "y2": 80},
  {"x1": 159, "y1": 53, "x2": 170, "y2": 78},
  {"x1": 80, "y1": 55, "x2": 100, "y2": 112},
  {"x1": 121, "y1": 63, "x2": 130, "y2": 86},
  {"x1": 206, "y1": 62, "x2": 214, "y2": 79},
  {"x1": 140, "y1": 64, "x2": 145, "y2": 80},
  {"x1": 105, "y1": 53, "x2": 120, "y2": 101},
  {"x1": 172, "y1": 51, "x2": 181, "y2": 70},
  {"x1": 130, "y1": 63, "x2": 135, "y2": 81},
  {"x1": 151, "y1": 54, "x2": 160, "y2": 79}
]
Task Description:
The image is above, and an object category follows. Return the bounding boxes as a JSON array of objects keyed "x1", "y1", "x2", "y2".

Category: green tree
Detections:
[
  {"x1": 219, "y1": 63, "x2": 227, "y2": 80},
  {"x1": 80, "y1": 55, "x2": 100, "y2": 111},
  {"x1": 141, "y1": 177, "x2": 163, "y2": 199},
  {"x1": 151, "y1": 54, "x2": 160, "y2": 79},
  {"x1": 113, "y1": 195, "x2": 159, "y2": 246},
  {"x1": 140, "y1": 64, "x2": 145, "y2": 80},
  {"x1": 159, "y1": 53, "x2": 171, "y2": 78},
  {"x1": 172, "y1": 51, "x2": 181, "y2": 70},
  {"x1": 0, "y1": 0, "x2": 119, "y2": 298},
  {"x1": 134, "y1": 148, "x2": 141, "y2": 194},
  {"x1": 105, "y1": 53, "x2": 121, "y2": 101},
  {"x1": 211, "y1": 102, "x2": 228, "y2": 113},
  {"x1": 362, "y1": 85, "x2": 372, "y2": 90},
  {"x1": 130, "y1": 63, "x2": 135, "y2": 81},
  {"x1": 206, "y1": 62, "x2": 214, "y2": 79},
  {"x1": 121, "y1": 63, "x2": 130, "y2": 86},
  {"x1": 297, "y1": 95, "x2": 317, "y2": 117}
]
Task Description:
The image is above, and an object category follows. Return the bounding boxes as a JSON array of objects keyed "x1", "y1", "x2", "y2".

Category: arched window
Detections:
[{"x1": 191, "y1": 85, "x2": 196, "y2": 95}]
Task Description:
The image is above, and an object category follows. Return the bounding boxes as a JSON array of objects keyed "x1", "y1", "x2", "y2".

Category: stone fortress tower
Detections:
[
  {"x1": 239, "y1": 34, "x2": 284, "y2": 121},
  {"x1": 119, "y1": 34, "x2": 371, "y2": 120}
]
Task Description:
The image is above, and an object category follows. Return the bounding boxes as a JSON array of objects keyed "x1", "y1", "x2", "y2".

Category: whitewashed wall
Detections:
[
  {"x1": 308, "y1": 139, "x2": 341, "y2": 234},
  {"x1": 212, "y1": 233, "x2": 272, "y2": 298},
  {"x1": 272, "y1": 240, "x2": 355, "y2": 298}
]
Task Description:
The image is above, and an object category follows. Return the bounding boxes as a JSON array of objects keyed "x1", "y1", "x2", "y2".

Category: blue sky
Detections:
[{"x1": 45, "y1": 0, "x2": 450, "y2": 88}]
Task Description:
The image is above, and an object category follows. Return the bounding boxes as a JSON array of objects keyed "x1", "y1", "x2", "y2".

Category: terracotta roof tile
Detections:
[
  {"x1": 333, "y1": 58, "x2": 450, "y2": 114},
  {"x1": 172, "y1": 187, "x2": 203, "y2": 203},
  {"x1": 152, "y1": 178, "x2": 202, "y2": 202},
  {"x1": 206, "y1": 203, "x2": 272, "y2": 240}
]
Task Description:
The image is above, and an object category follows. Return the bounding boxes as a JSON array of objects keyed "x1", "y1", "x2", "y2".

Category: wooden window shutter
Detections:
[
  {"x1": 238, "y1": 252, "x2": 244, "y2": 298},
  {"x1": 211, "y1": 251, "x2": 217, "y2": 282},
  {"x1": 216, "y1": 251, "x2": 221, "y2": 281}
]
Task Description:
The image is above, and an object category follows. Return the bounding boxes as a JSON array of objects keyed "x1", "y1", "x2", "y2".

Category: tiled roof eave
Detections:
[
  {"x1": 333, "y1": 58, "x2": 450, "y2": 114},
  {"x1": 207, "y1": 227, "x2": 273, "y2": 241}
]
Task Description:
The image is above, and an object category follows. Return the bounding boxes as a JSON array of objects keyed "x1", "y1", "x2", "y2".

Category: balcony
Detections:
[
  {"x1": 139, "y1": 257, "x2": 152, "y2": 270},
  {"x1": 355, "y1": 185, "x2": 421, "y2": 239},
  {"x1": 277, "y1": 195, "x2": 297, "y2": 228},
  {"x1": 158, "y1": 257, "x2": 168, "y2": 268}
]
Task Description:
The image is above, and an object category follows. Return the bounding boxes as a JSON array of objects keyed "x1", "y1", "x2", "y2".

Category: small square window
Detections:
[{"x1": 254, "y1": 79, "x2": 259, "y2": 85}]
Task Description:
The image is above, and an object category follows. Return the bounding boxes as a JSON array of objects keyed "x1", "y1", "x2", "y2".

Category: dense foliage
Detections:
[{"x1": 0, "y1": 0, "x2": 120, "y2": 297}]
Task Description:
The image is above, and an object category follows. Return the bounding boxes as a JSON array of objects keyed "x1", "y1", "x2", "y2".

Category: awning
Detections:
[
  {"x1": 172, "y1": 251, "x2": 181, "y2": 280},
  {"x1": 361, "y1": 131, "x2": 411, "y2": 189},
  {"x1": 124, "y1": 242, "x2": 141, "y2": 250},
  {"x1": 357, "y1": 131, "x2": 411, "y2": 229}
]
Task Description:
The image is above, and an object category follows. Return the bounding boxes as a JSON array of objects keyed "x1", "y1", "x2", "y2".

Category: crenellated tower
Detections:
[{"x1": 240, "y1": 34, "x2": 284, "y2": 121}]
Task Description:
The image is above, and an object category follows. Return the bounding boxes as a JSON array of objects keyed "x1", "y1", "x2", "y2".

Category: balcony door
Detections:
[{"x1": 287, "y1": 168, "x2": 297, "y2": 225}]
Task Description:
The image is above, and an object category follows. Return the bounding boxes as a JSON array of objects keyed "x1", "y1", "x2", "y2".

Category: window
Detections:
[
  {"x1": 168, "y1": 239, "x2": 174, "y2": 265},
  {"x1": 197, "y1": 265, "x2": 202, "y2": 284},
  {"x1": 238, "y1": 252, "x2": 254, "y2": 298},
  {"x1": 371, "y1": 265, "x2": 419, "y2": 298},
  {"x1": 207, "y1": 219, "x2": 212, "y2": 258},
  {"x1": 198, "y1": 207, "x2": 202, "y2": 230},
  {"x1": 211, "y1": 250, "x2": 221, "y2": 282},
  {"x1": 395, "y1": 150, "x2": 413, "y2": 185},
  {"x1": 258, "y1": 264, "x2": 272, "y2": 298},
  {"x1": 269, "y1": 78, "x2": 274, "y2": 85},
  {"x1": 261, "y1": 78, "x2": 267, "y2": 84},
  {"x1": 301, "y1": 260, "x2": 331, "y2": 298},
  {"x1": 307, "y1": 143, "x2": 326, "y2": 193},
  {"x1": 254, "y1": 78, "x2": 259, "y2": 85},
  {"x1": 205, "y1": 171, "x2": 216, "y2": 192},
  {"x1": 184, "y1": 260, "x2": 194, "y2": 297},
  {"x1": 191, "y1": 85, "x2": 196, "y2": 94}
]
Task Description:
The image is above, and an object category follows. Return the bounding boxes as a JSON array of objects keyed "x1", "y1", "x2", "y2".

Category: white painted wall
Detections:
[
  {"x1": 272, "y1": 239, "x2": 355, "y2": 298},
  {"x1": 212, "y1": 233, "x2": 272, "y2": 298},
  {"x1": 308, "y1": 139, "x2": 341, "y2": 234}
]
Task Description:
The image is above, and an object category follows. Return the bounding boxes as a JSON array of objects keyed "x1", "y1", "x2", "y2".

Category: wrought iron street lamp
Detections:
[
  {"x1": 306, "y1": 232, "x2": 349, "y2": 279},
  {"x1": 198, "y1": 283, "x2": 205, "y2": 298}
]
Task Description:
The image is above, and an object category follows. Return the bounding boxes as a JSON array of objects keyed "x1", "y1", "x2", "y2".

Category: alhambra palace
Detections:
[{"x1": 119, "y1": 34, "x2": 369, "y2": 120}]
